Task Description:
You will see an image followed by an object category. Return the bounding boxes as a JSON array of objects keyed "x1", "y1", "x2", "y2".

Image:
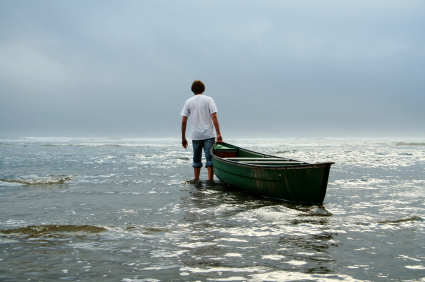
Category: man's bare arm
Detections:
[
  {"x1": 181, "y1": 116, "x2": 188, "y2": 149},
  {"x1": 211, "y1": 112, "x2": 223, "y2": 143}
]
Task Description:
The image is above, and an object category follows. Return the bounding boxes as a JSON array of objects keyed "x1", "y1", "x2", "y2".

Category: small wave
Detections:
[
  {"x1": 0, "y1": 225, "x2": 107, "y2": 238},
  {"x1": 142, "y1": 227, "x2": 169, "y2": 234},
  {"x1": 0, "y1": 142, "x2": 13, "y2": 146},
  {"x1": 182, "y1": 179, "x2": 204, "y2": 186},
  {"x1": 378, "y1": 216, "x2": 422, "y2": 224},
  {"x1": 396, "y1": 142, "x2": 425, "y2": 146},
  {"x1": 299, "y1": 207, "x2": 333, "y2": 217},
  {"x1": 0, "y1": 175, "x2": 75, "y2": 186},
  {"x1": 40, "y1": 142, "x2": 173, "y2": 148},
  {"x1": 275, "y1": 150, "x2": 297, "y2": 154}
]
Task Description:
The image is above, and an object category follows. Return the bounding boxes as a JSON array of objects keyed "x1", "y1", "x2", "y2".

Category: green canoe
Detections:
[{"x1": 211, "y1": 142, "x2": 334, "y2": 204}]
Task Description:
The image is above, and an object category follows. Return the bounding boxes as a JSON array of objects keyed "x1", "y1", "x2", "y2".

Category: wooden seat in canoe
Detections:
[
  {"x1": 224, "y1": 157, "x2": 293, "y2": 161},
  {"x1": 223, "y1": 157, "x2": 305, "y2": 165},
  {"x1": 237, "y1": 161, "x2": 304, "y2": 165}
]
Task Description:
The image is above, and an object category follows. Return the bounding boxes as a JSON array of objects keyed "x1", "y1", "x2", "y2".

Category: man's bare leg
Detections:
[
  {"x1": 194, "y1": 167, "x2": 201, "y2": 180},
  {"x1": 207, "y1": 167, "x2": 214, "y2": 181}
]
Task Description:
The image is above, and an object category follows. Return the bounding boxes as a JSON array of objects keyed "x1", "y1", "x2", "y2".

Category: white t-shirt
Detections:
[{"x1": 181, "y1": 94, "x2": 218, "y2": 140}]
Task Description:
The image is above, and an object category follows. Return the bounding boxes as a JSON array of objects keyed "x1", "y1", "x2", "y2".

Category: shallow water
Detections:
[{"x1": 0, "y1": 137, "x2": 424, "y2": 281}]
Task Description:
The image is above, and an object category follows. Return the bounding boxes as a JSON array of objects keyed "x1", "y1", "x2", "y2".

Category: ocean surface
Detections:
[{"x1": 0, "y1": 137, "x2": 424, "y2": 281}]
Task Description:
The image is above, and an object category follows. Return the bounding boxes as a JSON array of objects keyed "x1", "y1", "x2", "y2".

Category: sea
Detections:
[{"x1": 0, "y1": 137, "x2": 424, "y2": 282}]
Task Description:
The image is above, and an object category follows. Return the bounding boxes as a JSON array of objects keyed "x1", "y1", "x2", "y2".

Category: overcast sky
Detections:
[{"x1": 1, "y1": 0, "x2": 424, "y2": 138}]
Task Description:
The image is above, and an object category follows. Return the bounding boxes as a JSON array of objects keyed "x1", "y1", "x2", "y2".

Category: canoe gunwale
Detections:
[
  {"x1": 213, "y1": 159, "x2": 334, "y2": 170},
  {"x1": 211, "y1": 142, "x2": 334, "y2": 170}
]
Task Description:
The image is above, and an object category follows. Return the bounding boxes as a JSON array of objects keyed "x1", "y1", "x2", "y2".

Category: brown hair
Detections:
[{"x1": 191, "y1": 80, "x2": 205, "y2": 94}]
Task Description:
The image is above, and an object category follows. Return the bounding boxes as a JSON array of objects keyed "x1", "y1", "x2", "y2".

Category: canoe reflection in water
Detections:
[{"x1": 179, "y1": 178, "x2": 336, "y2": 274}]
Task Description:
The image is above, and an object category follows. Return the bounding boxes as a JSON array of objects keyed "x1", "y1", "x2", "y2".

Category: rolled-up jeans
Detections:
[{"x1": 192, "y1": 138, "x2": 215, "y2": 168}]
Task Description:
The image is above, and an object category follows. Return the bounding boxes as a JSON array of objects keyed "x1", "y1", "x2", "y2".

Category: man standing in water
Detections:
[{"x1": 181, "y1": 80, "x2": 223, "y2": 181}]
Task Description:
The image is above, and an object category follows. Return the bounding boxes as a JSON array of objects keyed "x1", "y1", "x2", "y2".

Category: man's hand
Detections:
[
  {"x1": 216, "y1": 134, "x2": 223, "y2": 143},
  {"x1": 182, "y1": 138, "x2": 188, "y2": 149}
]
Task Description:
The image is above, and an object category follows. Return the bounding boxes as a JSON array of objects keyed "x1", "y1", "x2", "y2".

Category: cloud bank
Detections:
[{"x1": 1, "y1": 0, "x2": 424, "y2": 138}]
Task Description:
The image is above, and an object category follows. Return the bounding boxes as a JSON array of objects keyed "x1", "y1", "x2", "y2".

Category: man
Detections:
[{"x1": 181, "y1": 80, "x2": 223, "y2": 181}]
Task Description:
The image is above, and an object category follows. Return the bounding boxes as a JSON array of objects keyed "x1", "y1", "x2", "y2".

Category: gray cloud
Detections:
[{"x1": 1, "y1": 0, "x2": 424, "y2": 138}]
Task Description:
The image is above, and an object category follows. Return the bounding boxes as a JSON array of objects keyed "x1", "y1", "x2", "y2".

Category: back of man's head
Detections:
[{"x1": 191, "y1": 80, "x2": 205, "y2": 94}]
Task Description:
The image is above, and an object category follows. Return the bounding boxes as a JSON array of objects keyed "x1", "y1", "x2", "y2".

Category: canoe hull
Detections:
[{"x1": 212, "y1": 143, "x2": 333, "y2": 204}]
